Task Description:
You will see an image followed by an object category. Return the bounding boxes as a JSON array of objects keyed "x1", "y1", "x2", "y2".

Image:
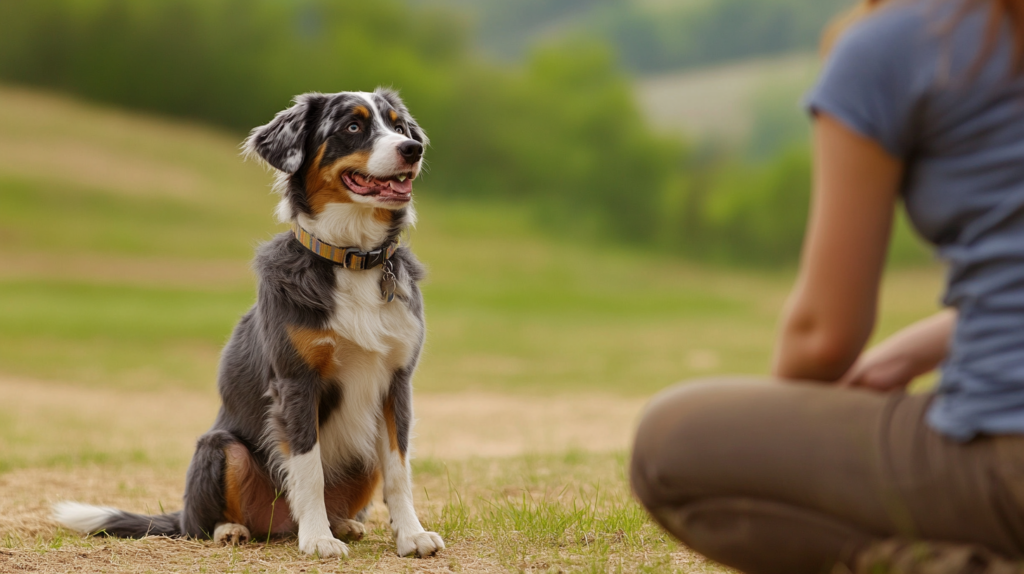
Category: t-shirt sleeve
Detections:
[{"x1": 805, "y1": 5, "x2": 933, "y2": 158}]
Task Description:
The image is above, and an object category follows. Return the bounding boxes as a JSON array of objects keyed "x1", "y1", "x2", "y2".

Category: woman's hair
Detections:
[
  {"x1": 822, "y1": 0, "x2": 1024, "y2": 73},
  {"x1": 820, "y1": 0, "x2": 883, "y2": 56}
]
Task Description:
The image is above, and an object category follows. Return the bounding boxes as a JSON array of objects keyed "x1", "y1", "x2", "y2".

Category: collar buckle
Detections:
[{"x1": 344, "y1": 248, "x2": 366, "y2": 269}]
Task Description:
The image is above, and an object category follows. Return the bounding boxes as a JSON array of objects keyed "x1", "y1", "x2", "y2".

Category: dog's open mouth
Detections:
[{"x1": 342, "y1": 171, "x2": 414, "y2": 202}]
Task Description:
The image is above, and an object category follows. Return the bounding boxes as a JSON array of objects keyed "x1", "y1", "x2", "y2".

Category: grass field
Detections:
[{"x1": 0, "y1": 85, "x2": 945, "y2": 572}]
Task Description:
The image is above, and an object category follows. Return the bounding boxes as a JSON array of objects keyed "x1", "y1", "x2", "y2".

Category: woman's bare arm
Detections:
[
  {"x1": 772, "y1": 113, "x2": 904, "y2": 382},
  {"x1": 838, "y1": 309, "x2": 956, "y2": 391}
]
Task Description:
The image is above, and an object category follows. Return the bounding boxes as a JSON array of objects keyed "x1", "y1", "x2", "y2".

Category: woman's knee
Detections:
[
  {"x1": 630, "y1": 377, "x2": 772, "y2": 511},
  {"x1": 653, "y1": 498, "x2": 873, "y2": 574}
]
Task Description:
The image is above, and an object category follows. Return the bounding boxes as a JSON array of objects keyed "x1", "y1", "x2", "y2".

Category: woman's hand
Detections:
[
  {"x1": 838, "y1": 348, "x2": 919, "y2": 391},
  {"x1": 838, "y1": 309, "x2": 956, "y2": 391}
]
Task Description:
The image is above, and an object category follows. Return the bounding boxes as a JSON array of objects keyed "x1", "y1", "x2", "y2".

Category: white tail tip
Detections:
[{"x1": 53, "y1": 501, "x2": 118, "y2": 533}]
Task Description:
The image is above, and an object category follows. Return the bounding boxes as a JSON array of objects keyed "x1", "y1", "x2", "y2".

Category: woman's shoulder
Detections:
[
  {"x1": 807, "y1": 0, "x2": 951, "y2": 157},
  {"x1": 838, "y1": 0, "x2": 940, "y2": 58}
]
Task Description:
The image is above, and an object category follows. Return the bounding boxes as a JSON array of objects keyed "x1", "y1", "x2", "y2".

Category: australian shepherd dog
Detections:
[{"x1": 54, "y1": 89, "x2": 444, "y2": 559}]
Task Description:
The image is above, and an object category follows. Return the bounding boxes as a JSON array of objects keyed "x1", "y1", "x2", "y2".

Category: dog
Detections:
[{"x1": 54, "y1": 89, "x2": 444, "y2": 559}]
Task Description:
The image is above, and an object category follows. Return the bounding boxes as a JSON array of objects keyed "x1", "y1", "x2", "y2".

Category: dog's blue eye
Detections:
[
  {"x1": 395, "y1": 125, "x2": 405, "y2": 135},
  {"x1": 347, "y1": 122, "x2": 360, "y2": 133}
]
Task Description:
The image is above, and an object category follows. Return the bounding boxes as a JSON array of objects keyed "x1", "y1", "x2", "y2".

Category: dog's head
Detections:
[{"x1": 245, "y1": 89, "x2": 428, "y2": 216}]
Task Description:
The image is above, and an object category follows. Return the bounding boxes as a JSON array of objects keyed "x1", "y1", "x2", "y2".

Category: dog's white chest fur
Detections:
[
  {"x1": 318, "y1": 267, "x2": 421, "y2": 474},
  {"x1": 326, "y1": 267, "x2": 418, "y2": 359}
]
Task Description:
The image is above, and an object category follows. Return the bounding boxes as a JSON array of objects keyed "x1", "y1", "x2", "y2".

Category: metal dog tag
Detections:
[{"x1": 381, "y1": 261, "x2": 397, "y2": 303}]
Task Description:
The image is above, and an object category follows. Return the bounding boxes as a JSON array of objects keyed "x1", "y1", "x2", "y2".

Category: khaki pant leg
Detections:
[{"x1": 630, "y1": 378, "x2": 1024, "y2": 573}]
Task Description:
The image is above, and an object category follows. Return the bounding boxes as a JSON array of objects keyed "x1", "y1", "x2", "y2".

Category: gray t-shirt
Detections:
[{"x1": 806, "y1": 0, "x2": 1024, "y2": 440}]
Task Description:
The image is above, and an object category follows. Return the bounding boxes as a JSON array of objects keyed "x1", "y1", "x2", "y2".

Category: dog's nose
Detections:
[{"x1": 398, "y1": 140, "x2": 423, "y2": 164}]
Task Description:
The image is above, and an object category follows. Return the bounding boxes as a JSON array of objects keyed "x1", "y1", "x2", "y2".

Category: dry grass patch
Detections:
[
  {"x1": 0, "y1": 455, "x2": 728, "y2": 574},
  {"x1": 0, "y1": 375, "x2": 727, "y2": 573}
]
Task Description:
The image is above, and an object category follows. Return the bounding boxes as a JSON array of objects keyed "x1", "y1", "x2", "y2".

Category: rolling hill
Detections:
[
  {"x1": 634, "y1": 51, "x2": 819, "y2": 143},
  {"x1": 0, "y1": 84, "x2": 942, "y2": 398}
]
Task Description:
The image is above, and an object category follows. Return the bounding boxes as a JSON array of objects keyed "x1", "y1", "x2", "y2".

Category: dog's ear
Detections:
[{"x1": 244, "y1": 94, "x2": 319, "y2": 174}]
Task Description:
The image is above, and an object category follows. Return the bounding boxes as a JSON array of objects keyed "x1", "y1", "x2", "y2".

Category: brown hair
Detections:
[
  {"x1": 819, "y1": 0, "x2": 883, "y2": 57},
  {"x1": 821, "y1": 0, "x2": 1024, "y2": 73}
]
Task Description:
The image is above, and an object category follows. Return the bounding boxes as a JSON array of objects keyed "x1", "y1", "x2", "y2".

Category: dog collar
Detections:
[{"x1": 291, "y1": 224, "x2": 398, "y2": 270}]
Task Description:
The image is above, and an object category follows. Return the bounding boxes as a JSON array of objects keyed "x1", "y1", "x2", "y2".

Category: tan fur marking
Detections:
[
  {"x1": 325, "y1": 470, "x2": 381, "y2": 521},
  {"x1": 224, "y1": 443, "x2": 296, "y2": 537},
  {"x1": 383, "y1": 395, "x2": 400, "y2": 455},
  {"x1": 373, "y1": 208, "x2": 393, "y2": 224},
  {"x1": 304, "y1": 145, "x2": 373, "y2": 214},
  {"x1": 223, "y1": 446, "x2": 246, "y2": 525},
  {"x1": 353, "y1": 105, "x2": 370, "y2": 119},
  {"x1": 287, "y1": 326, "x2": 339, "y2": 378},
  {"x1": 279, "y1": 441, "x2": 291, "y2": 457},
  {"x1": 388, "y1": 110, "x2": 398, "y2": 122}
]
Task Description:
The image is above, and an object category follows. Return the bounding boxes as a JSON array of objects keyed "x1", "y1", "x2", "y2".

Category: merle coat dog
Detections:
[{"x1": 55, "y1": 89, "x2": 445, "y2": 559}]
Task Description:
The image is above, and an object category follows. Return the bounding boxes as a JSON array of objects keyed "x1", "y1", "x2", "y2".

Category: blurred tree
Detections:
[{"x1": 422, "y1": 0, "x2": 856, "y2": 73}]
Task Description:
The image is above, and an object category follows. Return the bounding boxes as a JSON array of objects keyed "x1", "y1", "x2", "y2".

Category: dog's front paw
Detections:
[
  {"x1": 396, "y1": 531, "x2": 445, "y2": 558},
  {"x1": 299, "y1": 535, "x2": 349, "y2": 558},
  {"x1": 213, "y1": 523, "x2": 251, "y2": 546}
]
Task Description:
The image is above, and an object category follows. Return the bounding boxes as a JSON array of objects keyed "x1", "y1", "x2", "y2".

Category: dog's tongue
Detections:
[{"x1": 386, "y1": 178, "x2": 413, "y2": 196}]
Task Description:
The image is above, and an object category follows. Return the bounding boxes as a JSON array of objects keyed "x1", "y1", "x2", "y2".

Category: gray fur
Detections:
[
  {"x1": 90, "y1": 511, "x2": 182, "y2": 539},
  {"x1": 181, "y1": 430, "x2": 237, "y2": 538},
  {"x1": 373, "y1": 89, "x2": 429, "y2": 146}
]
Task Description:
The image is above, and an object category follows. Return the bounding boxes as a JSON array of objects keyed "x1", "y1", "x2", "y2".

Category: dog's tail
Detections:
[{"x1": 53, "y1": 502, "x2": 182, "y2": 538}]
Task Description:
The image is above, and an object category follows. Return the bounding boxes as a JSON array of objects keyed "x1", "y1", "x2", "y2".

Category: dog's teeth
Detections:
[{"x1": 397, "y1": 175, "x2": 407, "y2": 182}]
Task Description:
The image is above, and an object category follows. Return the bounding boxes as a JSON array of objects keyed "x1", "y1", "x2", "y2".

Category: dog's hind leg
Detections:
[
  {"x1": 353, "y1": 504, "x2": 371, "y2": 524},
  {"x1": 181, "y1": 430, "x2": 236, "y2": 539},
  {"x1": 331, "y1": 502, "x2": 375, "y2": 542},
  {"x1": 182, "y1": 429, "x2": 272, "y2": 545},
  {"x1": 326, "y1": 471, "x2": 381, "y2": 542}
]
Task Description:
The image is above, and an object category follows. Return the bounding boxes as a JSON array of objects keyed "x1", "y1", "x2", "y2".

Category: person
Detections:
[{"x1": 629, "y1": 0, "x2": 1024, "y2": 573}]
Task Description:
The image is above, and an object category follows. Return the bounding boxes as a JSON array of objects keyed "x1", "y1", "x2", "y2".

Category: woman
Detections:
[{"x1": 630, "y1": 1, "x2": 1024, "y2": 573}]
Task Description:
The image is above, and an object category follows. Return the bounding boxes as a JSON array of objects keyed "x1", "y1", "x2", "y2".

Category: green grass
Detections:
[
  {"x1": 0, "y1": 167, "x2": 798, "y2": 395},
  {"x1": 1, "y1": 172, "x2": 939, "y2": 395},
  {"x1": 0, "y1": 175, "x2": 268, "y2": 260},
  {"x1": 416, "y1": 451, "x2": 699, "y2": 572},
  {"x1": 0, "y1": 279, "x2": 249, "y2": 391}
]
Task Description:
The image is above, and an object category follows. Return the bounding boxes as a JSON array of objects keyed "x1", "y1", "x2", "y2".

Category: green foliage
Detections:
[
  {"x1": 673, "y1": 144, "x2": 932, "y2": 267},
  {"x1": 0, "y1": 0, "x2": 465, "y2": 130},
  {"x1": 603, "y1": 0, "x2": 854, "y2": 72},
  {"x1": 431, "y1": 0, "x2": 855, "y2": 72},
  {"x1": 668, "y1": 145, "x2": 812, "y2": 266},
  {"x1": 745, "y1": 84, "x2": 811, "y2": 162}
]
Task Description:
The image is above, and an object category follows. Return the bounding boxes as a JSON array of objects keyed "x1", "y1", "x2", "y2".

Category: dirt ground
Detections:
[
  {"x1": 0, "y1": 375, "x2": 668, "y2": 573},
  {"x1": 0, "y1": 463, "x2": 510, "y2": 573},
  {"x1": 0, "y1": 375, "x2": 649, "y2": 463}
]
